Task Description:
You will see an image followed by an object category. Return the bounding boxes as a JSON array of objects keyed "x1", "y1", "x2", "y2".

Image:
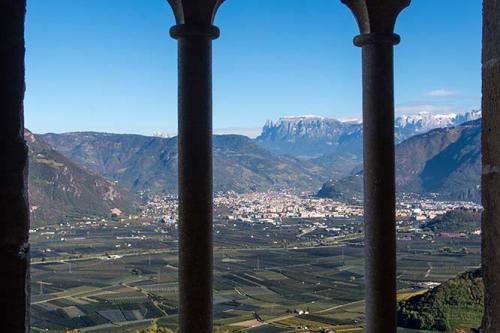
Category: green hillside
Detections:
[
  {"x1": 397, "y1": 269, "x2": 483, "y2": 332},
  {"x1": 422, "y1": 209, "x2": 481, "y2": 234}
]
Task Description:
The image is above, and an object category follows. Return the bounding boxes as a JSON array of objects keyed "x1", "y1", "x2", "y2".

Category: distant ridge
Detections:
[{"x1": 41, "y1": 132, "x2": 333, "y2": 194}]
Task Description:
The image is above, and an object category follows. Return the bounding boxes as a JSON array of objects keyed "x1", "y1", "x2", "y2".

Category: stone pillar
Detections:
[
  {"x1": 0, "y1": 0, "x2": 30, "y2": 332},
  {"x1": 482, "y1": 0, "x2": 500, "y2": 332},
  {"x1": 341, "y1": 1, "x2": 410, "y2": 332},
  {"x1": 166, "y1": 1, "x2": 224, "y2": 332}
]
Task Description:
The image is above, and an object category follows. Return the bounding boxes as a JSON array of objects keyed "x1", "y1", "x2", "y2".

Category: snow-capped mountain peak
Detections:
[{"x1": 256, "y1": 110, "x2": 481, "y2": 158}]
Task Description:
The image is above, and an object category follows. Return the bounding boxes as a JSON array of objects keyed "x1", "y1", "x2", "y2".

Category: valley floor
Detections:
[{"x1": 30, "y1": 213, "x2": 481, "y2": 333}]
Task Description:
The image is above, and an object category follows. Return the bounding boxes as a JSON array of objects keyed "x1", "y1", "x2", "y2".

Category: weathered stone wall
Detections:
[
  {"x1": 482, "y1": 0, "x2": 500, "y2": 332},
  {"x1": 0, "y1": 0, "x2": 30, "y2": 331}
]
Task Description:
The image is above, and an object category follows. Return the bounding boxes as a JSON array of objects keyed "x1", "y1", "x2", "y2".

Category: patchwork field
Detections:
[{"x1": 30, "y1": 217, "x2": 481, "y2": 332}]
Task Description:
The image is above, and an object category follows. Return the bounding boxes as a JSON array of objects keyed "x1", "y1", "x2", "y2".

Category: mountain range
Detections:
[
  {"x1": 318, "y1": 119, "x2": 481, "y2": 202},
  {"x1": 41, "y1": 132, "x2": 331, "y2": 194},
  {"x1": 27, "y1": 111, "x2": 483, "y2": 224},
  {"x1": 256, "y1": 111, "x2": 481, "y2": 178}
]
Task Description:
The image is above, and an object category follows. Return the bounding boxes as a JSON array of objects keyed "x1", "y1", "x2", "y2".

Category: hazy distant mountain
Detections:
[
  {"x1": 256, "y1": 111, "x2": 481, "y2": 170},
  {"x1": 26, "y1": 131, "x2": 137, "y2": 225},
  {"x1": 318, "y1": 119, "x2": 481, "y2": 202},
  {"x1": 42, "y1": 132, "x2": 331, "y2": 194},
  {"x1": 212, "y1": 135, "x2": 329, "y2": 192}
]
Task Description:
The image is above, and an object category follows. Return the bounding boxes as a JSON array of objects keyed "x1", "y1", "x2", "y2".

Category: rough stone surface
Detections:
[
  {"x1": 0, "y1": 0, "x2": 30, "y2": 331},
  {"x1": 482, "y1": 0, "x2": 500, "y2": 332}
]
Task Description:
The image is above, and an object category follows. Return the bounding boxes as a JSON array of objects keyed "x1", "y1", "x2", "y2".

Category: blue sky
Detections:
[{"x1": 25, "y1": 0, "x2": 482, "y2": 137}]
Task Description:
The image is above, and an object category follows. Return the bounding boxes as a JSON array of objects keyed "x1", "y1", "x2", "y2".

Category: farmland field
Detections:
[{"x1": 30, "y1": 216, "x2": 481, "y2": 332}]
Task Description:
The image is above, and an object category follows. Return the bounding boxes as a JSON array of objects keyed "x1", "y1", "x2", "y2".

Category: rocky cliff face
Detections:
[
  {"x1": 257, "y1": 116, "x2": 358, "y2": 143},
  {"x1": 256, "y1": 116, "x2": 362, "y2": 159},
  {"x1": 256, "y1": 111, "x2": 481, "y2": 160}
]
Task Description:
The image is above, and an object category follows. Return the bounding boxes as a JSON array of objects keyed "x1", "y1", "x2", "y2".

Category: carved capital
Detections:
[
  {"x1": 342, "y1": 0, "x2": 410, "y2": 36},
  {"x1": 167, "y1": 0, "x2": 224, "y2": 27}
]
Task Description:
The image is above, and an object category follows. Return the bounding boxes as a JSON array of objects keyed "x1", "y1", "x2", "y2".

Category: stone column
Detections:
[
  {"x1": 166, "y1": 1, "x2": 224, "y2": 332},
  {"x1": 341, "y1": 1, "x2": 410, "y2": 332},
  {"x1": 0, "y1": 0, "x2": 30, "y2": 332},
  {"x1": 482, "y1": 0, "x2": 500, "y2": 332}
]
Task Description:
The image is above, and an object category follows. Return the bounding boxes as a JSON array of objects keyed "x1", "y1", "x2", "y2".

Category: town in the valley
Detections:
[{"x1": 144, "y1": 191, "x2": 480, "y2": 227}]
